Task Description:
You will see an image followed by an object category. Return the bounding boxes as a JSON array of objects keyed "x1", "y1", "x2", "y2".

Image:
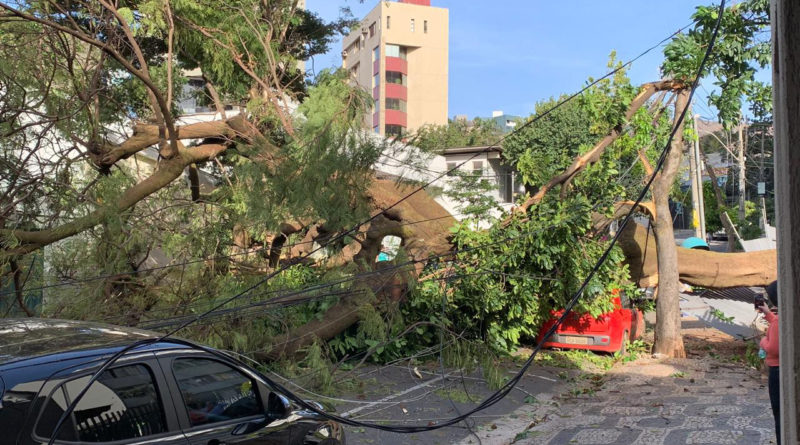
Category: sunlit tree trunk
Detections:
[{"x1": 652, "y1": 90, "x2": 690, "y2": 358}]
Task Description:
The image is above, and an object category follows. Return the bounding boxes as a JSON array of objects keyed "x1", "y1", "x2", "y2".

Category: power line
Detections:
[
  {"x1": 45, "y1": 13, "x2": 718, "y2": 439},
  {"x1": 132, "y1": 204, "x2": 591, "y2": 330},
  {"x1": 12, "y1": 21, "x2": 692, "y2": 303},
  {"x1": 0, "y1": 211, "x2": 464, "y2": 299}
]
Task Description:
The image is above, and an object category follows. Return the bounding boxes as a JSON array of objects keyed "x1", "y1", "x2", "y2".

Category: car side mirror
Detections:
[{"x1": 266, "y1": 392, "x2": 291, "y2": 421}]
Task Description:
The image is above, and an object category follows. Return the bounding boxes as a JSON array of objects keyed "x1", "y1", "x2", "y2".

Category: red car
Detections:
[{"x1": 536, "y1": 290, "x2": 644, "y2": 354}]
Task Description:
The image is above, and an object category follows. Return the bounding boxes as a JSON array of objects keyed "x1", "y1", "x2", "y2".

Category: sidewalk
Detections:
[{"x1": 459, "y1": 327, "x2": 776, "y2": 445}]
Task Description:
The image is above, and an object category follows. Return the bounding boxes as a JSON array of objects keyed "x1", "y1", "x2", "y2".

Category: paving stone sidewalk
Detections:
[{"x1": 458, "y1": 356, "x2": 776, "y2": 445}]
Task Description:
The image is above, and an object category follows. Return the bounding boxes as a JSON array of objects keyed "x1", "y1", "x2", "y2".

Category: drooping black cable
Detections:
[{"x1": 203, "y1": 1, "x2": 725, "y2": 433}]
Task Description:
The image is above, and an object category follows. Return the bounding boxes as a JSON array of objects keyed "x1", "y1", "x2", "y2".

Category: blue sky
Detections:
[{"x1": 305, "y1": 0, "x2": 754, "y2": 121}]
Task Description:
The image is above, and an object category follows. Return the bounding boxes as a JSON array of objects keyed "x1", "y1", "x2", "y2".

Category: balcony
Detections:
[
  {"x1": 385, "y1": 109, "x2": 407, "y2": 127},
  {"x1": 385, "y1": 83, "x2": 407, "y2": 101},
  {"x1": 385, "y1": 56, "x2": 407, "y2": 74}
]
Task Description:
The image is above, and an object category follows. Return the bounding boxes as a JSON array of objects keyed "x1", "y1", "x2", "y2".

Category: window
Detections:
[
  {"x1": 385, "y1": 44, "x2": 407, "y2": 60},
  {"x1": 369, "y1": 22, "x2": 376, "y2": 37},
  {"x1": 373, "y1": 73, "x2": 380, "y2": 88},
  {"x1": 37, "y1": 364, "x2": 167, "y2": 442},
  {"x1": 410, "y1": 18, "x2": 415, "y2": 32},
  {"x1": 386, "y1": 15, "x2": 391, "y2": 29},
  {"x1": 385, "y1": 71, "x2": 407, "y2": 86},
  {"x1": 446, "y1": 162, "x2": 458, "y2": 176},
  {"x1": 473, "y1": 161, "x2": 484, "y2": 176},
  {"x1": 374, "y1": 125, "x2": 380, "y2": 134},
  {"x1": 497, "y1": 167, "x2": 514, "y2": 203},
  {"x1": 385, "y1": 124, "x2": 405, "y2": 138},
  {"x1": 173, "y1": 358, "x2": 260, "y2": 427},
  {"x1": 36, "y1": 386, "x2": 76, "y2": 441},
  {"x1": 374, "y1": 98, "x2": 379, "y2": 111},
  {"x1": 350, "y1": 63, "x2": 359, "y2": 79},
  {"x1": 385, "y1": 98, "x2": 407, "y2": 112},
  {"x1": 373, "y1": 45, "x2": 380, "y2": 63},
  {"x1": 424, "y1": 20, "x2": 428, "y2": 33}
]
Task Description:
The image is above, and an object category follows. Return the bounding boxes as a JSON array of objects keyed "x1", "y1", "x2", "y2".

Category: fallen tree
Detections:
[
  {"x1": 258, "y1": 178, "x2": 455, "y2": 360},
  {"x1": 618, "y1": 221, "x2": 776, "y2": 288}
]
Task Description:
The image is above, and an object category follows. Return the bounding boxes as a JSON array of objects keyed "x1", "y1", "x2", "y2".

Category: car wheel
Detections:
[{"x1": 618, "y1": 331, "x2": 629, "y2": 356}]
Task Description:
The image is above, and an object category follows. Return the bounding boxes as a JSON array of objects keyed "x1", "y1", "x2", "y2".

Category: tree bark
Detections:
[
  {"x1": 255, "y1": 179, "x2": 455, "y2": 360},
  {"x1": 651, "y1": 90, "x2": 689, "y2": 358},
  {"x1": 96, "y1": 116, "x2": 247, "y2": 167},
  {"x1": 2, "y1": 144, "x2": 227, "y2": 258},
  {"x1": 9, "y1": 260, "x2": 34, "y2": 317},
  {"x1": 506, "y1": 80, "x2": 686, "y2": 224},
  {"x1": 618, "y1": 222, "x2": 776, "y2": 288}
]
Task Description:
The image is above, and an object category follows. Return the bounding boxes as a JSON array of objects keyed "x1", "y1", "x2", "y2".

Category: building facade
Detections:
[{"x1": 342, "y1": 0, "x2": 448, "y2": 137}]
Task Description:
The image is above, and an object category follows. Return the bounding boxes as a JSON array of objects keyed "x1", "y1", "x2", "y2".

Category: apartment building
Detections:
[{"x1": 342, "y1": 0, "x2": 448, "y2": 137}]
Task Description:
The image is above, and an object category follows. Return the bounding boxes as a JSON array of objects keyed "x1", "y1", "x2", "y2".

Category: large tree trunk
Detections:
[
  {"x1": 651, "y1": 90, "x2": 690, "y2": 358},
  {"x1": 2, "y1": 143, "x2": 228, "y2": 258},
  {"x1": 618, "y1": 222, "x2": 776, "y2": 288},
  {"x1": 257, "y1": 179, "x2": 455, "y2": 360}
]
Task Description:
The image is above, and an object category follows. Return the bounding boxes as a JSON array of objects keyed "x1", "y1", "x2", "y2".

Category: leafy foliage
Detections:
[
  {"x1": 410, "y1": 118, "x2": 504, "y2": 153},
  {"x1": 403, "y1": 198, "x2": 632, "y2": 353},
  {"x1": 662, "y1": 0, "x2": 771, "y2": 125}
]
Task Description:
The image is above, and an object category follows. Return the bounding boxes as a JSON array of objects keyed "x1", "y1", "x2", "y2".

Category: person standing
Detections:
[{"x1": 759, "y1": 280, "x2": 780, "y2": 444}]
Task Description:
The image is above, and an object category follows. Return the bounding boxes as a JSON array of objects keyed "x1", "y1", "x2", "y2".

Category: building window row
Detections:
[
  {"x1": 386, "y1": 124, "x2": 405, "y2": 138},
  {"x1": 386, "y1": 98, "x2": 407, "y2": 112},
  {"x1": 408, "y1": 18, "x2": 428, "y2": 33},
  {"x1": 386, "y1": 71, "x2": 407, "y2": 86},
  {"x1": 385, "y1": 44, "x2": 407, "y2": 60}
]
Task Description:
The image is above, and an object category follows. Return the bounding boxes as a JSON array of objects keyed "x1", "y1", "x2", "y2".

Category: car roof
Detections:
[{"x1": 0, "y1": 318, "x2": 164, "y2": 367}]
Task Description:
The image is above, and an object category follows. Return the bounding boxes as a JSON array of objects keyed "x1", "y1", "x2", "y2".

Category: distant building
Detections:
[
  {"x1": 342, "y1": 0, "x2": 449, "y2": 137},
  {"x1": 439, "y1": 145, "x2": 522, "y2": 207},
  {"x1": 485, "y1": 110, "x2": 522, "y2": 133}
]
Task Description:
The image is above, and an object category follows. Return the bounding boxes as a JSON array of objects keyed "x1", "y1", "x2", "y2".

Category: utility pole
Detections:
[
  {"x1": 693, "y1": 114, "x2": 707, "y2": 240},
  {"x1": 689, "y1": 112, "x2": 703, "y2": 239},
  {"x1": 758, "y1": 127, "x2": 768, "y2": 233},
  {"x1": 737, "y1": 119, "x2": 747, "y2": 222},
  {"x1": 771, "y1": 0, "x2": 800, "y2": 442}
]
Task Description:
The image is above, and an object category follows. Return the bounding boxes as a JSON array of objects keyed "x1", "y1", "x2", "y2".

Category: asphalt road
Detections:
[{"x1": 322, "y1": 361, "x2": 576, "y2": 445}]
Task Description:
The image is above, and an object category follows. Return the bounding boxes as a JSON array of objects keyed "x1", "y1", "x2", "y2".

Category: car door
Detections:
[
  {"x1": 29, "y1": 353, "x2": 189, "y2": 445},
  {"x1": 155, "y1": 351, "x2": 326, "y2": 445}
]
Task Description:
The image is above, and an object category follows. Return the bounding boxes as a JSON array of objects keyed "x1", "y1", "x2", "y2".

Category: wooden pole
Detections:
[{"x1": 771, "y1": 0, "x2": 800, "y2": 443}]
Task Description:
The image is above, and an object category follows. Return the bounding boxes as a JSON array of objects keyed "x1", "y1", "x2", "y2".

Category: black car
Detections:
[{"x1": 0, "y1": 318, "x2": 344, "y2": 445}]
